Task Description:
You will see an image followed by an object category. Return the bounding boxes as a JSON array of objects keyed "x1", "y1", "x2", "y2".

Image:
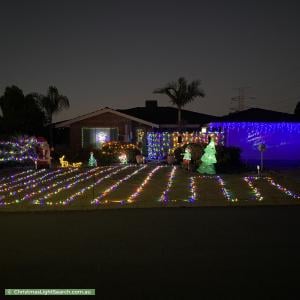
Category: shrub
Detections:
[
  {"x1": 68, "y1": 142, "x2": 140, "y2": 165},
  {"x1": 215, "y1": 146, "x2": 245, "y2": 173}
]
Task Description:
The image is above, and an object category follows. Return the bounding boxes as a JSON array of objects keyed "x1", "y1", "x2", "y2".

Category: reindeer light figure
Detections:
[
  {"x1": 59, "y1": 155, "x2": 69, "y2": 167},
  {"x1": 60, "y1": 155, "x2": 82, "y2": 168}
]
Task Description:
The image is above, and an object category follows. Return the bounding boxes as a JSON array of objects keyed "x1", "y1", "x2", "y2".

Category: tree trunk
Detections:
[
  {"x1": 178, "y1": 106, "x2": 182, "y2": 130},
  {"x1": 48, "y1": 115, "x2": 53, "y2": 147}
]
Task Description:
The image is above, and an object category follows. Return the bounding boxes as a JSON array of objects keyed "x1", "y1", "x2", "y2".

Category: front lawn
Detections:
[{"x1": 0, "y1": 164, "x2": 299, "y2": 211}]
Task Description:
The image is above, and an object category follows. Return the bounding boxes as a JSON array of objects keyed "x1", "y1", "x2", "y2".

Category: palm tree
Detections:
[
  {"x1": 39, "y1": 86, "x2": 70, "y2": 147},
  {"x1": 153, "y1": 77, "x2": 205, "y2": 128}
]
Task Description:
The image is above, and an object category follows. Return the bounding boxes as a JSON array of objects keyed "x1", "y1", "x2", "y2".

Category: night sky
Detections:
[{"x1": 1, "y1": 0, "x2": 300, "y2": 122}]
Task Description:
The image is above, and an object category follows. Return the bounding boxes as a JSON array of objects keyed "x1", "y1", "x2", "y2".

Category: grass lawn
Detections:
[{"x1": 0, "y1": 164, "x2": 300, "y2": 211}]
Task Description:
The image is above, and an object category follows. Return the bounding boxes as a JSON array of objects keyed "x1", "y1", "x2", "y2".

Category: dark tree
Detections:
[
  {"x1": 0, "y1": 86, "x2": 47, "y2": 136},
  {"x1": 38, "y1": 86, "x2": 70, "y2": 147},
  {"x1": 153, "y1": 77, "x2": 205, "y2": 128}
]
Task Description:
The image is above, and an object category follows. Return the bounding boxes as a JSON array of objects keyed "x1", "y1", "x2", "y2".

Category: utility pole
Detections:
[{"x1": 231, "y1": 87, "x2": 255, "y2": 112}]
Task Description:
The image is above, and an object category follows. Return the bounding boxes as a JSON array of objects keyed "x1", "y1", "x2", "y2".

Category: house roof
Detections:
[
  {"x1": 55, "y1": 107, "x2": 159, "y2": 128},
  {"x1": 118, "y1": 106, "x2": 218, "y2": 125},
  {"x1": 54, "y1": 106, "x2": 299, "y2": 129},
  {"x1": 218, "y1": 108, "x2": 298, "y2": 122}
]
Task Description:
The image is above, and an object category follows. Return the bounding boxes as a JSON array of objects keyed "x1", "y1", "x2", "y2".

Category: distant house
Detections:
[{"x1": 55, "y1": 100, "x2": 217, "y2": 153}]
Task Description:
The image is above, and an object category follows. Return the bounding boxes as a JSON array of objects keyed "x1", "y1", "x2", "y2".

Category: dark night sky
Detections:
[{"x1": 1, "y1": 0, "x2": 300, "y2": 122}]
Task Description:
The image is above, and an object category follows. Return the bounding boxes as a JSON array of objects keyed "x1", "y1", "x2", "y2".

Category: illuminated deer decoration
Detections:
[{"x1": 59, "y1": 155, "x2": 82, "y2": 168}]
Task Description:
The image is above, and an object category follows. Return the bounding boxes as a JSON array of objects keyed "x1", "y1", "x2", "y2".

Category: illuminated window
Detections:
[{"x1": 82, "y1": 128, "x2": 118, "y2": 149}]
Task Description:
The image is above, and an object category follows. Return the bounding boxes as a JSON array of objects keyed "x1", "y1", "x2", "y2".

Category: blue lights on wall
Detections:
[
  {"x1": 209, "y1": 122, "x2": 300, "y2": 161},
  {"x1": 147, "y1": 131, "x2": 224, "y2": 160}
]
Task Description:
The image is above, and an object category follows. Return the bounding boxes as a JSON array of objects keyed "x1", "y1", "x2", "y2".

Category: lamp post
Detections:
[{"x1": 258, "y1": 143, "x2": 266, "y2": 174}]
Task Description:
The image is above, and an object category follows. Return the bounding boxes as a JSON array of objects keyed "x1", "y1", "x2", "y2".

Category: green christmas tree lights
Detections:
[
  {"x1": 197, "y1": 138, "x2": 217, "y2": 175},
  {"x1": 88, "y1": 152, "x2": 97, "y2": 167}
]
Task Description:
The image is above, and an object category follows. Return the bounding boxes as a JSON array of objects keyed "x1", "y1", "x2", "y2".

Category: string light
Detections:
[
  {"x1": 215, "y1": 176, "x2": 238, "y2": 202},
  {"x1": 127, "y1": 166, "x2": 162, "y2": 203},
  {"x1": 31, "y1": 166, "x2": 111, "y2": 205},
  {"x1": 264, "y1": 177, "x2": 300, "y2": 199},
  {"x1": 245, "y1": 176, "x2": 300, "y2": 200},
  {"x1": 0, "y1": 168, "x2": 66, "y2": 193},
  {"x1": 2, "y1": 165, "x2": 300, "y2": 207},
  {"x1": 4, "y1": 169, "x2": 98, "y2": 205},
  {"x1": 0, "y1": 169, "x2": 34, "y2": 185},
  {"x1": 92, "y1": 165, "x2": 148, "y2": 205},
  {"x1": 0, "y1": 169, "x2": 46, "y2": 191},
  {"x1": 209, "y1": 122, "x2": 300, "y2": 161},
  {"x1": 188, "y1": 176, "x2": 197, "y2": 203},
  {"x1": 147, "y1": 131, "x2": 224, "y2": 160},
  {"x1": 159, "y1": 166, "x2": 176, "y2": 203},
  {"x1": 195, "y1": 175, "x2": 238, "y2": 202},
  {"x1": 16, "y1": 168, "x2": 83, "y2": 202},
  {"x1": 243, "y1": 177, "x2": 264, "y2": 201},
  {"x1": 5, "y1": 169, "x2": 77, "y2": 200},
  {"x1": 55, "y1": 166, "x2": 128, "y2": 206},
  {"x1": 0, "y1": 137, "x2": 38, "y2": 162}
]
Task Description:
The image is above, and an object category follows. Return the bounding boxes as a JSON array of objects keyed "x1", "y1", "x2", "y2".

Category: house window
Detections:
[
  {"x1": 136, "y1": 128, "x2": 145, "y2": 144},
  {"x1": 82, "y1": 128, "x2": 118, "y2": 149}
]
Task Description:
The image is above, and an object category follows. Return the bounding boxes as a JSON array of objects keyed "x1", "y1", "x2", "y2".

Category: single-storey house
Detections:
[
  {"x1": 55, "y1": 102, "x2": 300, "y2": 165},
  {"x1": 55, "y1": 100, "x2": 217, "y2": 154}
]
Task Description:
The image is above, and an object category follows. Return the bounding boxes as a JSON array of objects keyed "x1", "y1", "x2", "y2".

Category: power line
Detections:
[{"x1": 230, "y1": 87, "x2": 256, "y2": 112}]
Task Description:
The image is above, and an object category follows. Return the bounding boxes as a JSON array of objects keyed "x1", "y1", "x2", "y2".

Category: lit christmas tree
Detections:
[
  {"x1": 197, "y1": 138, "x2": 217, "y2": 175},
  {"x1": 88, "y1": 152, "x2": 97, "y2": 167}
]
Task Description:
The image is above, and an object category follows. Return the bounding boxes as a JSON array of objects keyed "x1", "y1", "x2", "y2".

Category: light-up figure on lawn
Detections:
[
  {"x1": 118, "y1": 153, "x2": 127, "y2": 164},
  {"x1": 197, "y1": 137, "x2": 217, "y2": 175},
  {"x1": 88, "y1": 152, "x2": 97, "y2": 167},
  {"x1": 182, "y1": 146, "x2": 192, "y2": 171}
]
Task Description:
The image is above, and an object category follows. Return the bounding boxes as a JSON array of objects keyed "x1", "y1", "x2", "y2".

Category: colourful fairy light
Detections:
[
  {"x1": 54, "y1": 166, "x2": 128, "y2": 206},
  {"x1": 3, "y1": 164, "x2": 300, "y2": 209},
  {"x1": 215, "y1": 176, "x2": 238, "y2": 202},
  {"x1": 14, "y1": 168, "x2": 82, "y2": 202},
  {"x1": 188, "y1": 176, "x2": 197, "y2": 203},
  {"x1": 147, "y1": 131, "x2": 224, "y2": 160},
  {"x1": 30, "y1": 166, "x2": 110, "y2": 205},
  {"x1": 195, "y1": 175, "x2": 238, "y2": 202},
  {"x1": 243, "y1": 177, "x2": 263, "y2": 201},
  {"x1": 0, "y1": 169, "x2": 46, "y2": 191},
  {"x1": 5, "y1": 169, "x2": 76, "y2": 201},
  {"x1": 159, "y1": 166, "x2": 176, "y2": 203},
  {"x1": 127, "y1": 166, "x2": 162, "y2": 203},
  {"x1": 245, "y1": 176, "x2": 300, "y2": 200},
  {"x1": 92, "y1": 165, "x2": 148, "y2": 205},
  {"x1": 0, "y1": 138, "x2": 39, "y2": 163},
  {"x1": 0, "y1": 169, "x2": 34, "y2": 185},
  {"x1": 1, "y1": 167, "x2": 99, "y2": 206},
  {"x1": 0, "y1": 168, "x2": 67, "y2": 193},
  {"x1": 264, "y1": 177, "x2": 300, "y2": 199}
]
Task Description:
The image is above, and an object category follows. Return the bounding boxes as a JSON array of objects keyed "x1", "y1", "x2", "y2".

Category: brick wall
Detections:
[{"x1": 69, "y1": 112, "x2": 151, "y2": 152}]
